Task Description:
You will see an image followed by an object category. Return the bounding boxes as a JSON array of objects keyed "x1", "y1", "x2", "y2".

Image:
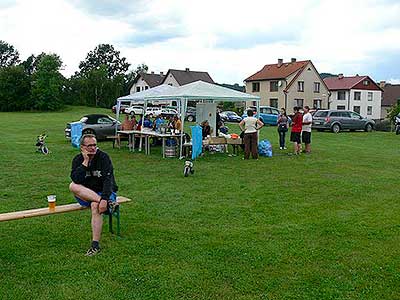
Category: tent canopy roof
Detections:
[{"x1": 145, "y1": 81, "x2": 260, "y2": 102}]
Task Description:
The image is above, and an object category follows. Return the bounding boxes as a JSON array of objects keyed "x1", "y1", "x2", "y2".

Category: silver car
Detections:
[
  {"x1": 65, "y1": 114, "x2": 121, "y2": 140},
  {"x1": 312, "y1": 110, "x2": 375, "y2": 133}
]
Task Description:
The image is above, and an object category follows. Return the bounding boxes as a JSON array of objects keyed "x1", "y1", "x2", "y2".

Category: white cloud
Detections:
[{"x1": 1, "y1": 0, "x2": 399, "y2": 84}]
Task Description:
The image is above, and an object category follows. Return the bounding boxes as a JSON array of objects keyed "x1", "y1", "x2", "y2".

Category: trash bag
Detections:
[
  {"x1": 71, "y1": 122, "x2": 83, "y2": 148},
  {"x1": 258, "y1": 139, "x2": 272, "y2": 157}
]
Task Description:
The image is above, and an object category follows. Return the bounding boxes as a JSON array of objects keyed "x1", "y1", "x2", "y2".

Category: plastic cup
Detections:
[{"x1": 47, "y1": 195, "x2": 56, "y2": 211}]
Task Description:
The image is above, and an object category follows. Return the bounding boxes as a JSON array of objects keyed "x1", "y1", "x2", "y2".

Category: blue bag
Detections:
[
  {"x1": 258, "y1": 140, "x2": 272, "y2": 157},
  {"x1": 70, "y1": 122, "x2": 83, "y2": 148}
]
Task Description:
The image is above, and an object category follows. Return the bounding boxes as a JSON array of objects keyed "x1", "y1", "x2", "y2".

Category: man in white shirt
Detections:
[{"x1": 302, "y1": 106, "x2": 313, "y2": 154}]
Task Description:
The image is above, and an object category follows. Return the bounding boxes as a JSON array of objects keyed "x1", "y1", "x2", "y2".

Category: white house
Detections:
[
  {"x1": 129, "y1": 72, "x2": 165, "y2": 94},
  {"x1": 324, "y1": 75, "x2": 382, "y2": 119}
]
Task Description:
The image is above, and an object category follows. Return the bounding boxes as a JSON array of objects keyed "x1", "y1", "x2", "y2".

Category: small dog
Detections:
[{"x1": 183, "y1": 160, "x2": 194, "y2": 177}]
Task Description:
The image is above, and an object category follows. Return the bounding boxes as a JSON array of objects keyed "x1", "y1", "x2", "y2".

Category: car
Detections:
[
  {"x1": 125, "y1": 105, "x2": 144, "y2": 115},
  {"x1": 312, "y1": 110, "x2": 375, "y2": 133},
  {"x1": 65, "y1": 114, "x2": 121, "y2": 140},
  {"x1": 111, "y1": 104, "x2": 129, "y2": 114},
  {"x1": 145, "y1": 106, "x2": 162, "y2": 116},
  {"x1": 242, "y1": 106, "x2": 281, "y2": 125},
  {"x1": 160, "y1": 108, "x2": 178, "y2": 117},
  {"x1": 186, "y1": 107, "x2": 196, "y2": 122},
  {"x1": 220, "y1": 111, "x2": 242, "y2": 123}
]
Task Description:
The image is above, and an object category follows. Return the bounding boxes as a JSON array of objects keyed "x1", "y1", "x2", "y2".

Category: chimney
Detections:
[
  {"x1": 379, "y1": 80, "x2": 386, "y2": 88},
  {"x1": 185, "y1": 68, "x2": 190, "y2": 72},
  {"x1": 338, "y1": 73, "x2": 344, "y2": 79},
  {"x1": 151, "y1": 71, "x2": 154, "y2": 74},
  {"x1": 291, "y1": 58, "x2": 296, "y2": 63},
  {"x1": 160, "y1": 72, "x2": 164, "y2": 76},
  {"x1": 277, "y1": 58, "x2": 283, "y2": 67}
]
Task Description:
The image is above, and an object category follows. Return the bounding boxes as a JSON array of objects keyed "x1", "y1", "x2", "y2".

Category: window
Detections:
[
  {"x1": 313, "y1": 99, "x2": 322, "y2": 109},
  {"x1": 363, "y1": 80, "x2": 369, "y2": 86},
  {"x1": 350, "y1": 112, "x2": 361, "y2": 119},
  {"x1": 252, "y1": 82, "x2": 260, "y2": 92},
  {"x1": 353, "y1": 106, "x2": 360, "y2": 114},
  {"x1": 145, "y1": 86, "x2": 149, "y2": 90},
  {"x1": 260, "y1": 107, "x2": 272, "y2": 114},
  {"x1": 354, "y1": 92, "x2": 361, "y2": 100},
  {"x1": 269, "y1": 98, "x2": 278, "y2": 108},
  {"x1": 337, "y1": 91, "x2": 346, "y2": 100},
  {"x1": 294, "y1": 99, "x2": 304, "y2": 107},
  {"x1": 367, "y1": 92, "x2": 373, "y2": 101},
  {"x1": 271, "y1": 108, "x2": 280, "y2": 115},
  {"x1": 314, "y1": 111, "x2": 328, "y2": 118},
  {"x1": 337, "y1": 105, "x2": 346, "y2": 110},
  {"x1": 98, "y1": 117, "x2": 113, "y2": 124},
  {"x1": 339, "y1": 111, "x2": 351, "y2": 118},
  {"x1": 297, "y1": 81, "x2": 304, "y2": 92},
  {"x1": 314, "y1": 82, "x2": 320, "y2": 93},
  {"x1": 136, "y1": 87, "x2": 140, "y2": 92},
  {"x1": 367, "y1": 106, "x2": 372, "y2": 115},
  {"x1": 270, "y1": 81, "x2": 278, "y2": 92}
]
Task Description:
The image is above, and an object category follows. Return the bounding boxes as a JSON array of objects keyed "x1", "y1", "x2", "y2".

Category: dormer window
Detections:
[{"x1": 363, "y1": 80, "x2": 369, "y2": 86}]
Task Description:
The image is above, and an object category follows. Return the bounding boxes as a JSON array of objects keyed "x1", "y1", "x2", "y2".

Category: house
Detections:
[
  {"x1": 324, "y1": 75, "x2": 382, "y2": 119},
  {"x1": 162, "y1": 68, "x2": 214, "y2": 86},
  {"x1": 244, "y1": 58, "x2": 330, "y2": 110},
  {"x1": 380, "y1": 81, "x2": 400, "y2": 119},
  {"x1": 129, "y1": 71, "x2": 165, "y2": 94}
]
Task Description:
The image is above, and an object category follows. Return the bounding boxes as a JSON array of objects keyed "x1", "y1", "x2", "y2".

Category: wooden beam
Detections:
[{"x1": 0, "y1": 196, "x2": 131, "y2": 222}]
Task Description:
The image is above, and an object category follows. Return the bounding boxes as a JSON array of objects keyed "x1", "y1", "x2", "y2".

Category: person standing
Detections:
[
  {"x1": 69, "y1": 134, "x2": 118, "y2": 256},
  {"x1": 302, "y1": 105, "x2": 313, "y2": 154},
  {"x1": 277, "y1": 108, "x2": 289, "y2": 150},
  {"x1": 239, "y1": 109, "x2": 264, "y2": 159},
  {"x1": 290, "y1": 107, "x2": 303, "y2": 155}
]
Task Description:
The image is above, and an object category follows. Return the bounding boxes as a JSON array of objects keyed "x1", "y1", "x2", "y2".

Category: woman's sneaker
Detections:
[{"x1": 85, "y1": 247, "x2": 101, "y2": 256}]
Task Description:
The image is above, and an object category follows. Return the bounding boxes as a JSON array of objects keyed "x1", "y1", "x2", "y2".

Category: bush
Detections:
[{"x1": 374, "y1": 119, "x2": 392, "y2": 132}]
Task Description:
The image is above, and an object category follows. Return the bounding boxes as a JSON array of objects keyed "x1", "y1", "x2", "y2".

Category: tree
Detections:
[
  {"x1": 78, "y1": 44, "x2": 130, "y2": 78},
  {"x1": 387, "y1": 103, "x2": 400, "y2": 121},
  {"x1": 0, "y1": 66, "x2": 31, "y2": 111},
  {"x1": 20, "y1": 53, "x2": 46, "y2": 75},
  {"x1": 31, "y1": 54, "x2": 65, "y2": 111},
  {"x1": 0, "y1": 40, "x2": 20, "y2": 68}
]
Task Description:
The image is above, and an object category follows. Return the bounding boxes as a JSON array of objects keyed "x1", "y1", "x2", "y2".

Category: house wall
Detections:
[
  {"x1": 329, "y1": 89, "x2": 382, "y2": 119},
  {"x1": 130, "y1": 77, "x2": 149, "y2": 94},
  {"x1": 286, "y1": 62, "x2": 329, "y2": 110},
  {"x1": 163, "y1": 74, "x2": 180, "y2": 87},
  {"x1": 245, "y1": 62, "x2": 328, "y2": 110}
]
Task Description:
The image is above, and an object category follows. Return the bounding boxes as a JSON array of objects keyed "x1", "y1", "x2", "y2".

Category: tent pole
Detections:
[
  {"x1": 257, "y1": 99, "x2": 260, "y2": 143},
  {"x1": 115, "y1": 100, "x2": 121, "y2": 136},
  {"x1": 179, "y1": 98, "x2": 186, "y2": 159}
]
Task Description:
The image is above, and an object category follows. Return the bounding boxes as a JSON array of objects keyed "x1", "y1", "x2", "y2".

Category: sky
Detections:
[{"x1": 1, "y1": 0, "x2": 400, "y2": 84}]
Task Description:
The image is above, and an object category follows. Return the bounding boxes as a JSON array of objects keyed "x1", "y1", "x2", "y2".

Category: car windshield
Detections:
[{"x1": 314, "y1": 111, "x2": 328, "y2": 117}]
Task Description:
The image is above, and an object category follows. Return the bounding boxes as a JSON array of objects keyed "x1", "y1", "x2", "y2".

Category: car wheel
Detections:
[
  {"x1": 331, "y1": 124, "x2": 340, "y2": 133},
  {"x1": 365, "y1": 123, "x2": 373, "y2": 132},
  {"x1": 187, "y1": 115, "x2": 194, "y2": 122}
]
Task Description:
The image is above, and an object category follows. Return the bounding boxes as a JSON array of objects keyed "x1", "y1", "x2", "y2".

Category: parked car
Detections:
[
  {"x1": 220, "y1": 111, "x2": 242, "y2": 123},
  {"x1": 125, "y1": 105, "x2": 144, "y2": 115},
  {"x1": 186, "y1": 106, "x2": 196, "y2": 122},
  {"x1": 111, "y1": 104, "x2": 129, "y2": 114},
  {"x1": 160, "y1": 108, "x2": 178, "y2": 117},
  {"x1": 145, "y1": 106, "x2": 162, "y2": 116},
  {"x1": 312, "y1": 110, "x2": 375, "y2": 133},
  {"x1": 241, "y1": 106, "x2": 281, "y2": 125},
  {"x1": 65, "y1": 114, "x2": 121, "y2": 140}
]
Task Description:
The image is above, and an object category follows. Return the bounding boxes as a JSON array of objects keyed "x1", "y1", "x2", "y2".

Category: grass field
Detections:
[{"x1": 0, "y1": 106, "x2": 399, "y2": 300}]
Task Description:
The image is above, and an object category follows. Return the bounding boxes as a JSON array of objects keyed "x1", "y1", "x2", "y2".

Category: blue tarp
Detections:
[
  {"x1": 191, "y1": 125, "x2": 202, "y2": 160},
  {"x1": 258, "y1": 140, "x2": 273, "y2": 157},
  {"x1": 71, "y1": 122, "x2": 83, "y2": 148}
]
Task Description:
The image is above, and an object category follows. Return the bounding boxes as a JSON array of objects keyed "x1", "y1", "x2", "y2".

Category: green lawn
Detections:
[{"x1": 0, "y1": 106, "x2": 399, "y2": 300}]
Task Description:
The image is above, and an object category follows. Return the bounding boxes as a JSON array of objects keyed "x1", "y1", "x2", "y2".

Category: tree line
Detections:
[{"x1": 0, "y1": 40, "x2": 148, "y2": 111}]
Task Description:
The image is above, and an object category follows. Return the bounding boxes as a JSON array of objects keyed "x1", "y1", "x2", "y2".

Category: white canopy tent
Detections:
[
  {"x1": 114, "y1": 80, "x2": 261, "y2": 157},
  {"x1": 144, "y1": 81, "x2": 261, "y2": 157}
]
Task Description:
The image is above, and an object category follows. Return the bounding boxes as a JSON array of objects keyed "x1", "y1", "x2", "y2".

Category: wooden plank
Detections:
[{"x1": 0, "y1": 196, "x2": 131, "y2": 222}]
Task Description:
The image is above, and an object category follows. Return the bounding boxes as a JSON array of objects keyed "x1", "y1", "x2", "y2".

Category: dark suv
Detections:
[{"x1": 312, "y1": 110, "x2": 375, "y2": 133}]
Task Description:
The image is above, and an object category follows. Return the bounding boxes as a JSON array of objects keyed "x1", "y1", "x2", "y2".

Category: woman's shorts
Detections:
[{"x1": 75, "y1": 192, "x2": 117, "y2": 207}]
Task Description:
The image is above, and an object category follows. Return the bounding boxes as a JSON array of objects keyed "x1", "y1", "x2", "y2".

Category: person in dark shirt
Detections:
[{"x1": 69, "y1": 134, "x2": 118, "y2": 256}]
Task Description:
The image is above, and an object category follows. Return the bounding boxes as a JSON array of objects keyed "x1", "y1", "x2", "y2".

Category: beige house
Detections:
[{"x1": 244, "y1": 58, "x2": 330, "y2": 110}]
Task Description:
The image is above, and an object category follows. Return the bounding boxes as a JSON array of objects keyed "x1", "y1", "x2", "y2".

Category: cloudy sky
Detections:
[{"x1": 1, "y1": 0, "x2": 400, "y2": 84}]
